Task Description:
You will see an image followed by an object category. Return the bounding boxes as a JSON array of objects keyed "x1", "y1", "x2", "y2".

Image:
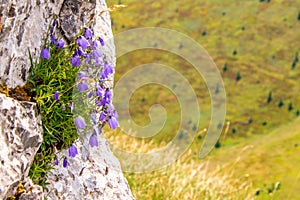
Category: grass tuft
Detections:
[{"x1": 27, "y1": 20, "x2": 80, "y2": 187}]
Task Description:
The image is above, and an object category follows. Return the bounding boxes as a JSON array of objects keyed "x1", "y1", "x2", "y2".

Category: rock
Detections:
[
  {"x1": 3, "y1": 177, "x2": 43, "y2": 200},
  {"x1": 19, "y1": 178, "x2": 44, "y2": 200},
  {"x1": 0, "y1": 0, "x2": 115, "y2": 89},
  {"x1": 59, "y1": 0, "x2": 96, "y2": 42},
  {"x1": 0, "y1": 0, "x2": 134, "y2": 199},
  {"x1": 0, "y1": 94, "x2": 43, "y2": 199},
  {"x1": 45, "y1": 137, "x2": 135, "y2": 200},
  {"x1": 45, "y1": 1, "x2": 134, "y2": 199},
  {"x1": 0, "y1": 0, "x2": 64, "y2": 88}
]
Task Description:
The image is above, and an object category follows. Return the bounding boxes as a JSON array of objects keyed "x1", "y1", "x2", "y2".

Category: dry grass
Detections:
[{"x1": 104, "y1": 130, "x2": 254, "y2": 200}]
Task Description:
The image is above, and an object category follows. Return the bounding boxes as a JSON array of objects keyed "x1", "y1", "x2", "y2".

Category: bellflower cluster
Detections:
[
  {"x1": 69, "y1": 27, "x2": 119, "y2": 151},
  {"x1": 41, "y1": 19, "x2": 65, "y2": 60},
  {"x1": 38, "y1": 19, "x2": 118, "y2": 168}
]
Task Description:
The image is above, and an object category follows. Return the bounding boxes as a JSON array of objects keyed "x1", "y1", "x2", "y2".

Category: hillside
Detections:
[
  {"x1": 106, "y1": 0, "x2": 300, "y2": 199},
  {"x1": 209, "y1": 117, "x2": 300, "y2": 199}
]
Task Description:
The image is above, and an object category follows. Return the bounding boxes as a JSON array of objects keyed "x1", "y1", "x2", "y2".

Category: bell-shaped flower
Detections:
[
  {"x1": 89, "y1": 131, "x2": 98, "y2": 147},
  {"x1": 63, "y1": 157, "x2": 68, "y2": 168},
  {"x1": 84, "y1": 28, "x2": 93, "y2": 38},
  {"x1": 77, "y1": 81, "x2": 89, "y2": 92},
  {"x1": 71, "y1": 55, "x2": 81, "y2": 67},
  {"x1": 75, "y1": 116, "x2": 86, "y2": 129},
  {"x1": 99, "y1": 37, "x2": 104, "y2": 46},
  {"x1": 56, "y1": 39, "x2": 65, "y2": 49},
  {"x1": 68, "y1": 145, "x2": 78, "y2": 158},
  {"x1": 108, "y1": 116, "x2": 118, "y2": 129},
  {"x1": 41, "y1": 48, "x2": 50, "y2": 60},
  {"x1": 54, "y1": 91, "x2": 59, "y2": 100},
  {"x1": 77, "y1": 36, "x2": 89, "y2": 49}
]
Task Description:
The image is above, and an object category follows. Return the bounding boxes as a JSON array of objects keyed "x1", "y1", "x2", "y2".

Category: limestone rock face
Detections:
[
  {"x1": 19, "y1": 178, "x2": 44, "y2": 200},
  {"x1": 0, "y1": 0, "x2": 64, "y2": 88},
  {"x1": 45, "y1": 138, "x2": 135, "y2": 200},
  {"x1": 0, "y1": 94, "x2": 43, "y2": 199},
  {"x1": 0, "y1": 0, "x2": 115, "y2": 88},
  {"x1": 45, "y1": 1, "x2": 134, "y2": 199},
  {"x1": 0, "y1": 0, "x2": 134, "y2": 199}
]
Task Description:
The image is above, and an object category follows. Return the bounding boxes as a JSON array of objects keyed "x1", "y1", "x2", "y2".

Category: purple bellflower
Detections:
[
  {"x1": 85, "y1": 28, "x2": 93, "y2": 38},
  {"x1": 105, "y1": 63, "x2": 114, "y2": 74},
  {"x1": 41, "y1": 48, "x2": 50, "y2": 59},
  {"x1": 89, "y1": 131, "x2": 98, "y2": 147},
  {"x1": 52, "y1": 19, "x2": 57, "y2": 27},
  {"x1": 96, "y1": 86, "x2": 104, "y2": 97},
  {"x1": 101, "y1": 63, "x2": 114, "y2": 79},
  {"x1": 92, "y1": 41, "x2": 99, "y2": 48},
  {"x1": 75, "y1": 116, "x2": 86, "y2": 129},
  {"x1": 101, "y1": 97, "x2": 109, "y2": 106},
  {"x1": 54, "y1": 91, "x2": 59, "y2": 100},
  {"x1": 63, "y1": 157, "x2": 68, "y2": 168},
  {"x1": 71, "y1": 55, "x2": 81, "y2": 67},
  {"x1": 77, "y1": 36, "x2": 89, "y2": 49},
  {"x1": 51, "y1": 35, "x2": 57, "y2": 44},
  {"x1": 74, "y1": 48, "x2": 85, "y2": 56},
  {"x1": 88, "y1": 92, "x2": 94, "y2": 98},
  {"x1": 84, "y1": 54, "x2": 91, "y2": 63},
  {"x1": 77, "y1": 81, "x2": 89, "y2": 92},
  {"x1": 99, "y1": 37, "x2": 104, "y2": 46},
  {"x1": 104, "y1": 90, "x2": 112, "y2": 100},
  {"x1": 68, "y1": 145, "x2": 78, "y2": 158},
  {"x1": 56, "y1": 39, "x2": 65, "y2": 49},
  {"x1": 108, "y1": 103, "x2": 115, "y2": 112},
  {"x1": 99, "y1": 112, "x2": 107, "y2": 122},
  {"x1": 95, "y1": 99, "x2": 103, "y2": 107},
  {"x1": 108, "y1": 116, "x2": 118, "y2": 129},
  {"x1": 98, "y1": 126, "x2": 102, "y2": 134}
]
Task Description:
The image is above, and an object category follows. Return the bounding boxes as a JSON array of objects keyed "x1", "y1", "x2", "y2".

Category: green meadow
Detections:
[{"x1": 105, "y1": 0, "x2": 300, "y2": 199}]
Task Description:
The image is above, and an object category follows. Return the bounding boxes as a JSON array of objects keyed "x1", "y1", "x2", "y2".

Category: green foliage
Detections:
[
  {"x1": 222, "y1": 62, "x2": 228, "y2": 72},
  {"x1": 278, "y1": 100, "x2": 284, "y2": 108},
  {"x1": 267, "y1": 91, "x2": 272, "y2": 103},
  {"x1": 27, "y1": 25, "x2": 79, "y2": 187},
  {"x1": 288, "y1": 102, "x2": 294, "y2": 111},
  {"x1": 232, "y1": 49, "x2": 238, "y2": 56},
  {"x1": 214, "y1": 140, "x2": 221, "y2": 148},
  {"x1": 236, "y1": 71, "x2": 242, "y2": 82},
  {"x1": 292, "y1": 52, "x2": 298, "y2": 69}
]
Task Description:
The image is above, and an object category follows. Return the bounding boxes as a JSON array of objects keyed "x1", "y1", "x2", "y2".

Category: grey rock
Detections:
[
  {"x1": 19, "y1": 177, "x2": 44, "y2": 200},
  {"x1": 0, "y1": 0, "x2": 115, "y2": 89},
  {"x1": 1, "y1": 0, "x2": 133, "y2": 199},
  {"x1": 0, "y1": 94, "x2": 43, "y2": 199},
  {"x1": 45, "y1": 138, "x2": 135, "y2": 200},
  {"x1": 45, "y1": 1, "x2": 134, "y2": 199},
  {"x1": 0, "y1": 0, "x2": 64, "y2": 88},
  {"x1": 59, "y1": 0, "x2": 96, "y2": 42}
]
